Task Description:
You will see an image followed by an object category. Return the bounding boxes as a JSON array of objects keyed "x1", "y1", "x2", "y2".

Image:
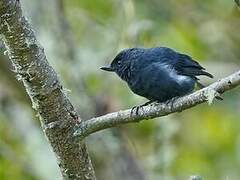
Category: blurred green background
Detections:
[{"x1": 0, "y1": 0, "x2": 239, "y2": 180}]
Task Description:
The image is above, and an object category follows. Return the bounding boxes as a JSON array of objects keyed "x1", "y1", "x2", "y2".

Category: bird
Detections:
[{"x1": 100, "y1": 47, "x2": 215, "y2": 107}]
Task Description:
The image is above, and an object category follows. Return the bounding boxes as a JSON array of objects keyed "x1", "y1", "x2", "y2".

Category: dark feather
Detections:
[
  {"x1": 180, "y1": 68, "x2": 214, "y2": 78},
  {"x1": 175, "y1": 53, "x2": 213, "y2": 78}
]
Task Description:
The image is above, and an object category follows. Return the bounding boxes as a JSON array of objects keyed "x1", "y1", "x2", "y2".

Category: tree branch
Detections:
[
  {"x1": 0, "y1": 1, "x2": 96, "y2": 179},
  {"x1": 75, "y1": 70, "x2": 240, "y2": 139}
]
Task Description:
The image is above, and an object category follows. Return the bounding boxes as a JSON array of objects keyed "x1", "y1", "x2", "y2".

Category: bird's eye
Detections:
[{"x1": 117, "y1": 60, "x2": 121, "y2": 65}]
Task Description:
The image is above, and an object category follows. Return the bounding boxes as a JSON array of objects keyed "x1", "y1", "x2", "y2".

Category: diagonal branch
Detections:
[
  {"x1": 74, "y1": 70, "x2": 240, "y2": 139},
  {"x1": 0, "y1": 0, "x2": 96, "y2": 179}
]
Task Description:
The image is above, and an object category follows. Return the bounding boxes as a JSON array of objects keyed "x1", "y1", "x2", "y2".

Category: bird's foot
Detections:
[
  {"x1": 130, "y1": 105, "x2": 140, "y2": 116},
  {"x1": 165, "y1": 97, "x2": 178, "y2": 104},
  {"x1": 130, "y1": 100, "x2": 155, "y2": 116},
  {"x1": 165, "y1": 97, "x2": 180, "y2": 111}
]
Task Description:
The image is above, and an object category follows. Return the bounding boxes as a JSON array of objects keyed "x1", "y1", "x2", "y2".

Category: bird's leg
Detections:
[
  {"x1": 130, "y1": 106, "x2": 140, "y2": 116},
  {"x1": 165, "y1": 96, "x2": 179, "y2": 111},
  {"x1": 130, "y1": 100, "x2": 155, "y2": 116},
  {"x1": 141, "y1": 100, "x2": 155, "y2": 107}
]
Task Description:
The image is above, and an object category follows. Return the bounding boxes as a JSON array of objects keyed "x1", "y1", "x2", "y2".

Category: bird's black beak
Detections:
[{"x1": 100, "y1": 66, "x2": 114, "y2": 72}]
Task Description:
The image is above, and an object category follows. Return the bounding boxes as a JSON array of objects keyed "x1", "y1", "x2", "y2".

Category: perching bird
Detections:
[{"x1": 101, "y1": 47, "x2": 214, "y2": 104}]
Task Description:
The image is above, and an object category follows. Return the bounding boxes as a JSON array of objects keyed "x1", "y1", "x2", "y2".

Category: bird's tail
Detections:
[{"x1": 182, "y1": 68, "x2": 214, "y2": 78}]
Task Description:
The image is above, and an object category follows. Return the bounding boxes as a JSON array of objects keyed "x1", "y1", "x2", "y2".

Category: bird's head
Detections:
[{"x1": 100, "y1": 48, "x2": 144, "y2": 80}]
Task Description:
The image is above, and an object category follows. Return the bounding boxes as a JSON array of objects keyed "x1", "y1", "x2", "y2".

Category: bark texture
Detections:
[{"x1": 0, "y1": 1, "x2": 96, "y2": 179}]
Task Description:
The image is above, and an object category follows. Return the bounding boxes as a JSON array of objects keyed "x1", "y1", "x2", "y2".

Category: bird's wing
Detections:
[
  {"x1": 174, "y1": 53, "x2": 213, "y2": 79},
  {"x1": 143, "y1": 47, "x2": 213, "y2": 79}
]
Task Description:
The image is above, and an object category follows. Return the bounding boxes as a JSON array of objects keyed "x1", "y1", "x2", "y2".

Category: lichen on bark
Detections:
[{"x1": 0, "y1": 0, "x2": 96, "y2": 179}]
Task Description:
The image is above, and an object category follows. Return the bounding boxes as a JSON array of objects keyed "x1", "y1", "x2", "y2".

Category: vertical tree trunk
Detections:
[{"x1": 0, "y1": 0, "x2": 96, "y2": 179}]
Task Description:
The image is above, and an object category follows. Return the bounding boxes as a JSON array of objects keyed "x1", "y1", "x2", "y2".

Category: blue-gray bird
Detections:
[{"x1": 101, "y1": 47, "x2": 213, "y2": 103}]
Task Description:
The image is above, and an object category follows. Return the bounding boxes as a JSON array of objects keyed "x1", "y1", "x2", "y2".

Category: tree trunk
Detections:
[{"x1": 0, "y1": 0, "x2": 96, "y2": 179}]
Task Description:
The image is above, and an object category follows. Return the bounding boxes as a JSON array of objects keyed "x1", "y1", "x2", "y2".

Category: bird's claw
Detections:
[
  {"x1": 130, "y1": 100, "x2": 155, "y2": 116},
  {"x1": 165, "y1": 97, "x2": 179, "y2": 111},
  {"x1": 130, "y1": 105, "x2": 140, "y2": 116}
]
